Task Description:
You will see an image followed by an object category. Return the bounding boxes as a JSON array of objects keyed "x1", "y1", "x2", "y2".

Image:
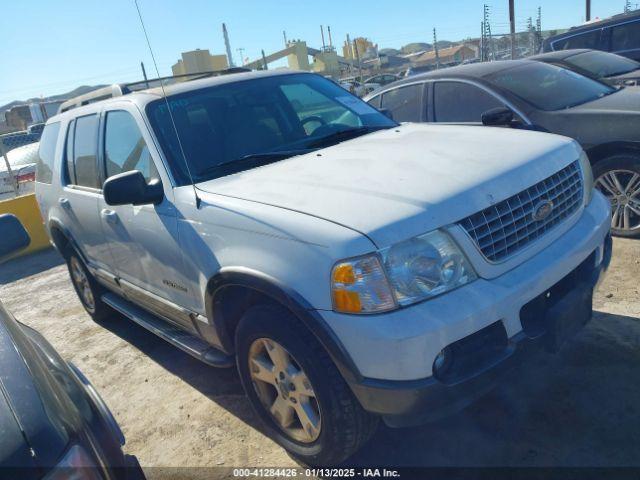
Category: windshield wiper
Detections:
[
  {"x1": 196, "y1": 149, "x2": 316, "y2": 179},
  {"x1": 305, "y1": 126, "x2": 389, "y2": 149}
]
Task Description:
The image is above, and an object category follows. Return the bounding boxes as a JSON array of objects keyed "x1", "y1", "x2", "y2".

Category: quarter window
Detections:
[
  {"x1": 611, "y1": 21, "x2": 640, "y2": 52},
  {"x1": 104, "y1": 111, "x2": 158, "y2": 182},
  {"x1": 554, "y1": 30, "x2": 601, "y2": 50},
  {"x1": 380, "y1": 84, "x2": 422, "y2": 122},
  {"x1": 35, "y1": 123, "x2": 60, "y2": 184},
  {"x1": 70, "y1": 115, "x2": 100, "y2": 189},
  {"x1": 367, "y1": 95, "x2": 382, "y2": 109},
  {"x1": 433, "y1": 82, "x2": 503, "y2": 122}
]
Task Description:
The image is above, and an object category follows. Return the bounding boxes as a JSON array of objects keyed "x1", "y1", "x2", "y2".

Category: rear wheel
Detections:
[
  {"x1": 67, "y1": 252, "x2": 112, "y2": 322},
  {"x1": 236, "y1": 303, "x2": 378, "y2": 466},
  {"x1": 593, "y1": 154, "x2": 640, "y2": 238}
]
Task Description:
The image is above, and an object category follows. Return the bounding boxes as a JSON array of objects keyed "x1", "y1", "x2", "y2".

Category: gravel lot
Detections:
[{"x1": 0, "y1": 239, "x2": 639, "y2": 478}]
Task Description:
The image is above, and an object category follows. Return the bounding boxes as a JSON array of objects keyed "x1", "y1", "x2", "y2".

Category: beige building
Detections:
[
  {"x1": 342, "y1": 37, "x2": 376, "y2": 60},
  {"x1": 172, "y1": 49, "x2": 229, "y2": 76},
  {"x1": 412, "y1": 45, "x2": 476, "y2": 66}
]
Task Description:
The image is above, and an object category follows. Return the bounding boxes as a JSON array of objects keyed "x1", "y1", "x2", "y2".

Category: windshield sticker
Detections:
[{"x1": 335, "y1": 96, "x2": 380, "y2": 115}]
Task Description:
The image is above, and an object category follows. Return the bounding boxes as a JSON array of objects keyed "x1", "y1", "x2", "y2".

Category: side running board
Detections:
[{"x1": 101, "y1": 292, "x2": 234, "y2": 368}]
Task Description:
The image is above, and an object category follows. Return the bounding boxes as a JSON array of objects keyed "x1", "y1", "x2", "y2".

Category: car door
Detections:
[
  {"x1": 431, "y1": 80, "x2": 509, "y2": 125},
  {"x1": 58, "y1": 114, "x2": 114, "y2": 272},
  {"x1": 98, "y1": 104, "x2": 198, "y2": 333}
]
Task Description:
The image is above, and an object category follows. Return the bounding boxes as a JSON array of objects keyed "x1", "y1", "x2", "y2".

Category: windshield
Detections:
[
  {"x1": 488, "y1": 62, "x2": 616, "y2": 111},
  {"x1": 567, "y1": 50, "x2": 640, "y2": 78},
  {"x1": 146, "y1": 73, "x2": 396, "y2": 185}
]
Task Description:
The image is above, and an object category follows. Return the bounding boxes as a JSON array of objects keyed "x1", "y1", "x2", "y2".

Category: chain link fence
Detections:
[{"x1": 1, "y1": 130, "x2": 42, "y2": 201}]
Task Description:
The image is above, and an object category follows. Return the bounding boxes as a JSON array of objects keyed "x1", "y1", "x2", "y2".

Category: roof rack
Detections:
[{"x1": 57, "y1": 67, "x2": 252, "y2": 114}]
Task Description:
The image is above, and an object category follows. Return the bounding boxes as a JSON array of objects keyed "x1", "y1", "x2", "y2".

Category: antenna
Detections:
[{"x1": 133, "y1": 0, "x2": 202, "y2": 208}]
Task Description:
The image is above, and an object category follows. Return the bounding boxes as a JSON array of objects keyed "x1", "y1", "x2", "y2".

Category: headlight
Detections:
[
  {"x1": 331, "y1": 230, "x2": 477, "y2": 314},
  {"x1": 331, "y1": 254, "x2": 397, "y2": 314},
  {"x1": 579, "y1": 150, "x2": 594, "y2": 205},
  {"x1": 380, "y1": 230, "x2": 477, "y2": 306}
]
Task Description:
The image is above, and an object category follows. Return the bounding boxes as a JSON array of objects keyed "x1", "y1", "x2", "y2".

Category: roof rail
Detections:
[{"x1": 57, "y1": 67, "x2": 252, "y2": 114}]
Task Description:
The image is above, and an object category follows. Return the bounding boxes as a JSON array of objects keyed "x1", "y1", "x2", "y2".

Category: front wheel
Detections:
[
  {"x1": 67, "y1": 252, "x2": 112, "y2": 322},
  {"x1": 593, "y1": 154, "x2": 640, "y2": 238},
  {"x1": 236, "y1": 304, "x2": 378, "y2": 466}
]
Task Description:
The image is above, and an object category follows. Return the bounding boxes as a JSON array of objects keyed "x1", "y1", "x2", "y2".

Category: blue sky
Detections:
[{"x1": 0, "y1": 0, "x2": 623, "y2": 106}]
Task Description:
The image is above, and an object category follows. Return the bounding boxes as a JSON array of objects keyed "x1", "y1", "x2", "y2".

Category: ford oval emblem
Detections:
[{"x1": 532, "y1": 200, "x2": 554, "y2": 221}]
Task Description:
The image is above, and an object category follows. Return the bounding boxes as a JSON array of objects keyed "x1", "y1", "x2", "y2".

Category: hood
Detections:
[
  {"x1": 196, "y1": 124, "x2": 582, "y2": 247},
  {"x1": 0, "y1": 305, "x2": 69, "y2": 470},
  {"x1": 0, "y1": 389, "x2": 37, "y2": 474},
  {"x1": 569, "y1": 86, "x2": 640, "y2": 114},
  {"x1": 607, "y1": 68, "x2": 640, "y2": 85}
]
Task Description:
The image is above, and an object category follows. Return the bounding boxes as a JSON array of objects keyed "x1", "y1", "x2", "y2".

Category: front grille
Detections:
[{"x1": 459, "y1": 161, "x2": 583, "y2": 262}]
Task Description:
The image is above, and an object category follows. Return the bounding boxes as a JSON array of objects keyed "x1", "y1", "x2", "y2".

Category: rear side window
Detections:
[
  {"x1": 70, "y1": 115, "x2": 100, "y2": 189},
  {"x1": 433, "y1": 82, "x2": 503, "y2": 122},
  {"x1": 611, "y1": 21, "x2": 640, "y2": 52},
  {"x1": 380, "y1": 84, "x2": 422, "y2": 122},
  {"x1": 36, "y1": 122, "x2": 60, "y2": 184},
  {"x1": 553, "y1": 30, "x2": 601, "y2": 50},
  {"x1": 104, "y1": 111, "x2": 159, "y2": 182}
]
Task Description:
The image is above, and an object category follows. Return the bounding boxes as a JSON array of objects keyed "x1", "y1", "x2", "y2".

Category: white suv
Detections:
[{"x1": 35, "y1": 70, "x2": 612, "y2": 465}]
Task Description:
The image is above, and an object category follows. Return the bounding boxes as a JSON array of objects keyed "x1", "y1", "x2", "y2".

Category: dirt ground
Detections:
[{"x1": 0, "y1": 239, "x2": 639, "y2": 478}]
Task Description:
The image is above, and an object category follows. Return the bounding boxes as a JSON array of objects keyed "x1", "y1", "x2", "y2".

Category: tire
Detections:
[
  {"x1": 593, "y1": 154, "x2": 640, "y2": 238},
  {"x1": 66, "y1": 252, "x2": 112, "y2": 322},
  {"x1": 236, "y1": 303, "x2": 378, "y2": 466}
]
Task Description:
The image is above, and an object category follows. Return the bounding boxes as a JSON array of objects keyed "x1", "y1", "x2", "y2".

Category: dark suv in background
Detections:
[{"x1": 543, "y1": 10, "x2": 640, "y2": 61}]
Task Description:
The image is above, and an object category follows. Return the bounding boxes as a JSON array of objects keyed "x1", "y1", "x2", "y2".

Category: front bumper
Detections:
[
  {"x1": 320, "y1": 193, "x2": 612, "y2": 426},
  {"x1": 351, "y1": 235, "x2": 611, "y2": 427}
]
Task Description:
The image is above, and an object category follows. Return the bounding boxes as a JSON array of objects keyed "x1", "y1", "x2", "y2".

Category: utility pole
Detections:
[
  {"x1": 140, "y1": 61, "x2": 149, "y2": 87},
  {"x1": 222, "y1": 23, "x2": 235, "y2": 68},
  {"x1": 327, "y1": 26, "x2": 333, "y2": 49},
  {"x1": 509, "y1": 0, "x2": 516, "y2": 59},
  {"x1": 236, "y1": 47, "x2": 245, "y2": 65},
  {"x1": 483, "y1": 4, "x2": 492, "y2": 61},
  {"x1": 586, "y1": 0, "x2": 591, "y2": 20},
  {"x1": 433, "y1": 28, "x2": 440, "y2": 69},
  {"x1": 480, "y1": 22, "x2": 485, "y2": 61},
  {"x1": 320, "y1": 25, "x2": 326, "y2": 50},
  {"x1": 261, "y1": 49, "x2": 268, "y2": 70},
  {"x1": 283, "y1": 30, "x2": 288, "y2": 46},
  {"x1": 536, "y1": 7, "x2": 542, "y2": 52},
  {"x1": 527, "y1": 17, "x2": 535, "y2": 55}
]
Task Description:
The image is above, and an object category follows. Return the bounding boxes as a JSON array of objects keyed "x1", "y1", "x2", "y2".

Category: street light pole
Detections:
[{"x1": 509, "y1": 0, "x2": 516, "y2": 59}]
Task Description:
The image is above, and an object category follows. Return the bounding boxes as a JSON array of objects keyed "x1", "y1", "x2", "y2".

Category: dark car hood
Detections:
[
  {"x1": 0, "y1": 303, "x2": 68, "y2": 471},
  {"x1": 569, "y1": 87, "x2": 640, "y2": 113},
  {"x1": 607, "y1": 69, "x2": 640, "y2": 83},
  {"x1": 0, "y1": 388, "x2": 37, "y2": 474}
]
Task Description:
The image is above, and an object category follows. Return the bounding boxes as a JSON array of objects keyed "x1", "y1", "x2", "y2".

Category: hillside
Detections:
[{"x1": 0, "y1": 84, "x2": 106, "y2": 116}]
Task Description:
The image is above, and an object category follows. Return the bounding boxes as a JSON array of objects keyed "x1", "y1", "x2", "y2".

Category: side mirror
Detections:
[
  {"x1": 103, "y1": 170, "x2": 163, "y2": 206},
  {"x1": 481, "y1": 107, "x2": 514, "y2": 127},
  {"x1": 0, "y1": 214, "x2": 31, "y2": 262}
]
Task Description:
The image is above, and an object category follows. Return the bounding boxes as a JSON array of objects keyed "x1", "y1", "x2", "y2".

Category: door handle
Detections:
[
  {"x1": 58, "y1": 197, "x2": 70, "y2": 209},
  {"x1": 101, "y1": 209, "x2": 118, "y2": 224}
]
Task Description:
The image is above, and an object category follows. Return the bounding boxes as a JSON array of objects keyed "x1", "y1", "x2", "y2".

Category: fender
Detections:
[
  {"x1": 47, "y1": 218, "x2": 88, "y2": 264},
  {"x1": 205, "y1": 267, "x2": 364, "y2": 384}
]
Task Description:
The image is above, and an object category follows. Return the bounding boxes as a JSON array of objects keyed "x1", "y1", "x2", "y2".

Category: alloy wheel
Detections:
[
  {"x1": 595, "y1": 169, "x2": 640, "y2": 233},
  {"x1": 248, "y1": 338, "x2": 321, "y2": 443},
  {"x1": 70, "y1": 257, "x2": 95, "y2": 311}
]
